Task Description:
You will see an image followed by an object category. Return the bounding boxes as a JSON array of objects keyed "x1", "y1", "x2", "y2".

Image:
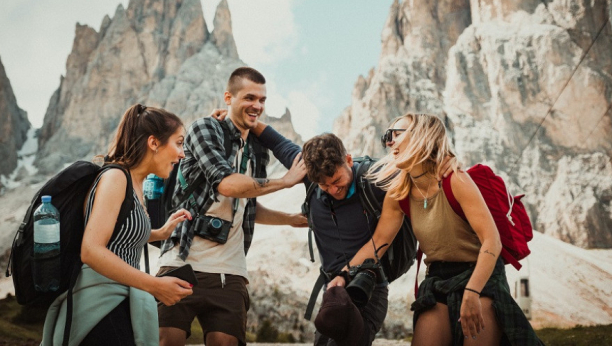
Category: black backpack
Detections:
[
  {"x1": 302, "y1": 156, "x2": 417, "y2": 319},
  {"x1": 6, "y1": 161, "x2": 133, "y2": 308}
]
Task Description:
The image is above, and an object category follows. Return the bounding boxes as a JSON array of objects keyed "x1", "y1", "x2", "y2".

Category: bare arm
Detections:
[
  {"x1": 149, "y1": 208, "x2": 192, "y2": 242},
  {"x1": 217, "y1": 152, "x2": 306, "y2": 198},
  {"x1": 453, "y1": 171, "x2": 502, "y2": 292},
  {"x1": 254, "y1": 202, "x2": 308, "y2": 227},
  {"x1": 328, "y1": 194, "x2": 405, "y2": 287},
  {"x1": 80, "y1": 170, "x2": 193, "y2": 306},
  {"x1": 452, "y1": 171, "x2": 502, "y2": 339}
]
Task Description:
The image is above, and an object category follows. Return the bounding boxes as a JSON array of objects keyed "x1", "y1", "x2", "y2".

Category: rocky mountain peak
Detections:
[
  {"x1": 337, "y1": 0, "x2": 612, "y2": 249},
  {"x1": 335, "y1": 0, "x2": 471, "y2": 160},
  {"x1": 380, "y1": 0, "x2": 402, "y2": 57},
  {"x1": 260, "y1": 109, "x2": 303, "y2": 146},
  {"x1": 469, "y1": 0, "x2": 541, "y2": 24},
  {"x1": 34, "y1": 0, "x2": 233, "y2": 174},
  {"x1": 0, "y1": 56, "x2": 30, "y2": 177},
  {"x1": 211, "y1": 0, "x2": 239, "y2": 59}
]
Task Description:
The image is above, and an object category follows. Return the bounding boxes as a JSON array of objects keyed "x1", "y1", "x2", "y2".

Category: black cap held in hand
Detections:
[{"x1": 314, "y1": 286, "x2": 364, "y2": 346}]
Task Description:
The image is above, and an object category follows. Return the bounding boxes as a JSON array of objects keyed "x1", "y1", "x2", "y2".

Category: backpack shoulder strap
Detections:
[
  {"x1": 302, "y1": 182, "x2": 318, "y2": 263},
  {"x1": 354, "y1": 156, "x2": 381, "y2": 219},
  {"x1": 64, "y1": 163, "x2": 133, "y2": 346},
  {"x1": 247, "y1": 134, "x2": 269, "y2": 178},
  {"x1": 218, "y1": 120, "x2": 236, "y2": 160},
  {"x1": 399, "y1": 197, "x2": 410, "y2": 219},
  {"x1": 441, "y1": 171, "x2": 466, "y2": 221},
  {"x1": 102, "y1": 164, "x2": 134, "y2": 230},
  {"x1": 304, "y1": 269, "x2": 327, "y2": 320}
]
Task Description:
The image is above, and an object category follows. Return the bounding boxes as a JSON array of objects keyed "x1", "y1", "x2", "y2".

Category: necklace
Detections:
[
  {"x1": 410, "y1": 170, "x2": 428, "y2": 180},
  {"x1": 412, "y1": 178, "x2": 432, "y2": 209}
]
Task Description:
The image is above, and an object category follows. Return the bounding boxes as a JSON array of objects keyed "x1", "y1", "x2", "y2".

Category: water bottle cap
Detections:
[
  {"x1": 41, "y1": 195, "x2": 52, "y2": 203},
  {"x1": 147, "y1": 174, "x2": 162, "y2": 181}
]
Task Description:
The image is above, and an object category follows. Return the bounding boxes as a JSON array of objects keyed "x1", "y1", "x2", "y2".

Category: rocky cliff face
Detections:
[
  {"x1": 35, "y1": 0, "x2": 253, "y2": 174},
  {"x1": 335, "y1": 0, "x2": 612, "y2": 249},
  {"x1": 0, "y1": 57, "x2": 30, "y2": 177},
  {"x1": 3, "y1": 0, "x2": 303, "y2": 338},
  {"x1": 335, "y1": 0, "x2": 471, "y2": 158}
]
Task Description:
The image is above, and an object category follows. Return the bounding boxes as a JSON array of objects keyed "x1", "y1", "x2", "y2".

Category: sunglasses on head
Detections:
[{"x1": 380, "y1": 129, "x2": 407, "y2": 149}]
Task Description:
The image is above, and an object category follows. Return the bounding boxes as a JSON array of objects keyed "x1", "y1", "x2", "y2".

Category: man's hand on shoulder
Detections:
[
  {"x1": 208, "y1": 108, "x2": 268, "y2": 137},
  {"x1": 281, "y1": 152, "x2": 306, "y2": 188},
  {"x1": 437, "y1": 156, "x2": 463, "y2": 181},
  {"x1": 209, "y1": 108, "x2": 227, "y2": 121}
]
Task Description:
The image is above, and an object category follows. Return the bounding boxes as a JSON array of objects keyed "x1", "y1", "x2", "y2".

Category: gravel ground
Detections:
[{"x1": 222, "y1": 341, "x2": 410, "y2": 346}]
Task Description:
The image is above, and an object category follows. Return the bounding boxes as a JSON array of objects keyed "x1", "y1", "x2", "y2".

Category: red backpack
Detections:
[{"x1": 401, "y1": 164, "x2": 533, "y2": 294}]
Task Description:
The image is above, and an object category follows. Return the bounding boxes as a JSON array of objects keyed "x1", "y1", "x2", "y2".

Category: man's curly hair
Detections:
[{"x1": 302, "y1": 133, "x2": 347, "y2": 183}]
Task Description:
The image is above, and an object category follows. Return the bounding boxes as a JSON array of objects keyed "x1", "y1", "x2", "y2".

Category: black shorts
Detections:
[
  {"x1": 81, "y1": 298, "x2": 134, "y2": 345},
  {"x1": 157, "y1": 268, "x2": 250, "y2": 345}
]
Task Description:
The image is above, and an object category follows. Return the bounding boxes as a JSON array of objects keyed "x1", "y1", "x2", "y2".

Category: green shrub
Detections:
[
  {"x1": 256, "y1": 319, "x2": 278, "y2": 342},
  {"x1": 277, "y1": 332, "x2": 296, "y2": 343}
]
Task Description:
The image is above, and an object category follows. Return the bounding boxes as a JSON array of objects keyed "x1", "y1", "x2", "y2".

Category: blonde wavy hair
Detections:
[{"x1": 369, "y1": 113, "x2": 458, "y2": 200}]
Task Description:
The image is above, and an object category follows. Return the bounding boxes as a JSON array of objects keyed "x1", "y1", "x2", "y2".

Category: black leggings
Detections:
[{"x1": 80, "y1": 298, "x2": 135, "y2": 345}]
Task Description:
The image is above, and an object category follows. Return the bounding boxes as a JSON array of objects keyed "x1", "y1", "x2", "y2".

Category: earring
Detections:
[{"x1": 155, "y1": 148, "x2": 158, "y2": 154}]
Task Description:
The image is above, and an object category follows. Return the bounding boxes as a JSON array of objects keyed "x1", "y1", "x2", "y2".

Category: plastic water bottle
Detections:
[
  {"x1": 143, "y1": 174, "x2": 164, "y2": 200},
  {"x1": 144, "y1": 174, "x2": 165, "y2": 229},
  {"x1": 33, "y1": 195, "x2": 61, "y2": 292}
]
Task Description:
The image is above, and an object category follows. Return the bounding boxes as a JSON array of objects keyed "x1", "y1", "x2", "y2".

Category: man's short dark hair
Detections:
[
  {"x1": 302, "y1": 133, "x2": 347, "y2": 183},
  {"x1": 226, "y1": 67, "x2": 266, "y2": 95}
]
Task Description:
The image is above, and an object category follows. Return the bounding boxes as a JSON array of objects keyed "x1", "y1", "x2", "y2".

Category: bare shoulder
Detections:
[
  {"x1": 450, "y1": 170, "x2": 479, "y2": 198},
  {"x1": 95, "y1": 168, "x2": 129, "y2": 202},
  {"x1": 98, "y1": 167, "x2": 128, "y2": 186}
]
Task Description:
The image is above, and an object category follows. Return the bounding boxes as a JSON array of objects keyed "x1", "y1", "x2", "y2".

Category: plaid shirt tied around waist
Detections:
[
  {"x1": 159, "y1": 117, "x2": 269, "y2": 260},
  {"x1": 412, "y1": 258, "x2": 544, "y2": 346}
]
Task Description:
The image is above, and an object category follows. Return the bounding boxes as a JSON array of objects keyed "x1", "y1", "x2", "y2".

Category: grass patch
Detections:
[
  {"x1": 1, "y1": 292, "x2": 610, "y2": 346},
  {"x1": 536, "y1": 324, "x2": 612, "y2": 346},
  {"x1": 0, "y1": 294, "x2": 44, "y2": 345}
]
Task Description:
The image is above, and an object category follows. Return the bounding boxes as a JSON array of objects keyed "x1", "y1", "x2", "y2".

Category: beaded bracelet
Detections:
[{"x1": 464, "y1": 287, "x2": 481, "y2": 296}]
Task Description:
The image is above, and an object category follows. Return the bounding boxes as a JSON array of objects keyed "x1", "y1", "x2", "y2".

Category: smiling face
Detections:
[
  {"x1": 153, "y1": 127, "x2": 185, "y2": 179},
  {"x1": 386, "y1": 117, "x2": 412, "y2": 148},
  {"x1": 317, "y1": 156, "x2": 354, "y2": 200},
  {"x1": 225, "y1": 78, "x2": 267, "y2": 134}
]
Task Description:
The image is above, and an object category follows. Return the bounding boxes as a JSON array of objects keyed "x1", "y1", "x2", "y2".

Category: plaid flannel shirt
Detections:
[
  {"x1": 159, "y1": 117, "x2": 268, "y2": 260},
  {"x1": 412, "y1": 259, "x2": 544, "y2": 345}
]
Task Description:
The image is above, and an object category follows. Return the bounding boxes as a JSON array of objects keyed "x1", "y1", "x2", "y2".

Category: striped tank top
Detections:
[{"x1": 84, "y1": 169, "x2": 151, "y2": 269}]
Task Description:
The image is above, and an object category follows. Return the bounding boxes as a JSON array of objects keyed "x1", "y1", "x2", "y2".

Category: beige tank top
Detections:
[{"x1": 410, "y1": 188, "x2": 481, "y2": 265}]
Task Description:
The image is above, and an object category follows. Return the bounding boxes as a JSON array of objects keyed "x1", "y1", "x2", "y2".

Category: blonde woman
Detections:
[{"x1": 332, "y1": 113, "x2": 542, "y2": 345}]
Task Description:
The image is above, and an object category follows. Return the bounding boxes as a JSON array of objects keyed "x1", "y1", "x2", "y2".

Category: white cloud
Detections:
[
  {"x1": 203, "y1": 0, "x2": 298, "y2": 66},
  {"x1": 201, "y1": 1, "x2": 321, "y2": 139},
  {"x1": 263, "y1": 74, "x2": 329, "y2": 140},
  {"x1": 263, "y1": 79, "x2": 291, "y2": 119},
  {"x1": 286, "y1": 91, "x2": 321, "y2": 140}
]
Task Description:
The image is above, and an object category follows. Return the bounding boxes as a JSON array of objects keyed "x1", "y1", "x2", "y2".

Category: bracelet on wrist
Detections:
[{"x1": 464, "y1": 287, "x2": 481, "y2": 296}]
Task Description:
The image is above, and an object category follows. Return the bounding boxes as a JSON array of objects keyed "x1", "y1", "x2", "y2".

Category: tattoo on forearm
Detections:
[
  {"x1": 253, "y1": 178, "x2": 270, "y2": 189},
  {"x1": 482, "y1": 249, "x2": 496, "y2": 258}
]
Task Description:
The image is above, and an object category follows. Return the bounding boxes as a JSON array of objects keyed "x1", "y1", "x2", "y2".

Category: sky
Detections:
[{"x1": 0, "y1": 0, "x2": 394, "y2": 140}]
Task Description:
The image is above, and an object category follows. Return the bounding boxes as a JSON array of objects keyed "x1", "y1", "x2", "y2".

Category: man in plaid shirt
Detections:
[{"x1": 157, "y1": 67, "x2": 308, "y2": 346}]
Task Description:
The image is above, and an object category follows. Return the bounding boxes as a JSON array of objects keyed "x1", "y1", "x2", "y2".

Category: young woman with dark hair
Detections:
[{"x1": 42, "y1": 104, "x2": 194, "y2": 345}]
